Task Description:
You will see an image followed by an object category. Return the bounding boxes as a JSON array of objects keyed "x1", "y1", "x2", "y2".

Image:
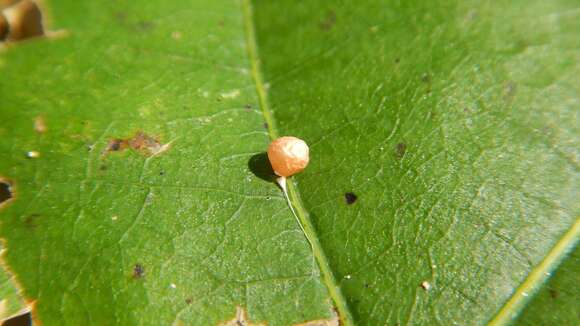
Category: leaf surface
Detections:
[
  {"x1": 0, "y1": 0, "x2": 333, "y2": 324},
  {"x1": 253, "y1": 0, "x2": 579, "y2": 324},
  {"x1": 0, "y1": 0, "x2": 578, "y2": 325}
]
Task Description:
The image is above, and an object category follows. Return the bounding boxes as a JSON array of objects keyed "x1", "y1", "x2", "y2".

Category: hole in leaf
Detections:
[
  {"x1": 2, "y1": 311, "x2": 32, "y2": 326},
  {"x1": 0, "y1": 179, "x2": 13, "y2": 205}
]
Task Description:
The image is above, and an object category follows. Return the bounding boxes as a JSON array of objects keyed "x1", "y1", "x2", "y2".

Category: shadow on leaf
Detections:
[{"x1": 248, "y1": 152, "x2": 277, "y2": 183}]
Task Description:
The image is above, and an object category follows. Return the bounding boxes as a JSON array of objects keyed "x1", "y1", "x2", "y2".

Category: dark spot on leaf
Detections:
[
  {"x1": 395, "y1": 143, "x2": 407, "y2": 159},
  {"x1": 107, "y1": 139, "x2": 127, "y2": 152},
  {"x1": 248, "y1": 152, "x2": 276, "y2": 182},
  {"x1": 24, "y1": 213, "x2": 41, "y2": 228},
  {"x1": 159, "y1": 170, "x2": 165, "y2": 176},
  {"x1": 364, "y1": 283, "x2": 370, "y2": 288},
  {"x1": 244, "y1": 104, "x2": 252, "y2": 110},
  {"x1": 0, "y1": 179, "x2": 13, "y2": 205},
  {"x1": 133, "y1": 264, "x2": 144, "y2": 279},
  {"x1": 115, "y1": 11, "x2": 128, "y2": 25},
  {"x1": 2, "y1": 311, "x2": 32, "y2": 326},
  {"x1": 549, "y1": 289, "x2": 559, "y2": 299},
  {"x1": 421, "y1": 73, "x2": 431, "y2": 83},
  {"x1": 344, "y1": 192, "x2": 357, "y2": 205},
  {"x1": 218, "y1": 20, "x2": 225, "y2": 27},
  {"x1": 394, "y1": 57, "x2": 400, "y2": 64},
  {"x1": 263, "y1": 123, "x2": 269, "y2": 129},
  {"x1": 185, "y1": 297, "x2": 193, "y2": 304},
  {"x1": 100, "y1": 165, "x2": 107, "y2": 171},
  {"x1": 319, "y1": 10, "x2": 336, "y2": 31},
  {"x1": 105, "y1": 131, "x2": 171, "y2": 157},
  {"x1": 503, "y1": 81, "x2": 517, "y2": 102},
  {"x1": 136, "y1": 20, "x2": 154, "y2": 32}
]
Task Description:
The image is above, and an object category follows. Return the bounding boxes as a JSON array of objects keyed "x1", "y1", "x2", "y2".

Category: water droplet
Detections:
[{"x1": 26, "y1": 151, "x2": 40, "y2": 158}]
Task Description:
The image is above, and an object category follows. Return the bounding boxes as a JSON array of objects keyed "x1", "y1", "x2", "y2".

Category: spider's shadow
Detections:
[{"x1": 248, "y1": 152, "x2": 277, "y2": 183}]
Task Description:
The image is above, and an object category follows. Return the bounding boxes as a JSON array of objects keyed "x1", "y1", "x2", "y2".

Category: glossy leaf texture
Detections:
[
  {"x1": 253, "y1": 0, "x2": 579, "y2": 324},
  {"x1": 0, "y1": 0, "x2": 334, "y2": 325},
  {"x1": 0, "y1": 0, "x2": 578, "y2": 325}
]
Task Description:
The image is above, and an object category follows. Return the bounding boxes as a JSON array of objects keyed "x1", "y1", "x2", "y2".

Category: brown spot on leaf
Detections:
[
  {"x1": 218, "y1": 307, "x2": 265, "y2": 326},
  {"x1": 133, "y1": 264, "x2": 144, "y2": 279},
  {"x1": 105, "y1": 131, "x2": 172, "y2": 157},
  {"x1": 136, "y1": 20, "x2": 154, "y2": 32},
  {"x1": 24, "y1": 213, "x2": 40, "y2": 228},
  {"x1": 319, "y1": 10, "x2": 336, "y2": 31},
  {"x1": 33, "y1": 115, "x2": 47, "y2": 133},
  {"x1": 395, "y1": 143, "x2": 407, "y2": 159},
  {"x1": 107, "y1": 138, "x2": 128, "y2": 152},
  {"x1": 549, "y1": 289, "x2": 559, "y2": 299},
  {"x1": 503, "y1": 81, "x2": 517, "y2": 102}
]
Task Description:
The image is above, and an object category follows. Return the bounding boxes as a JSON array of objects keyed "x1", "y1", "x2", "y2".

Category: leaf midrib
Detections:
[
  {"x1": 241, "y1": 1, "x2": 355, "y2": 325},
  {"x1": 489, "y1": 219, "x2": 580, "y2": 325},
  {"x1": 241, "y1": 1, "x2": 578, "y2": 325}
]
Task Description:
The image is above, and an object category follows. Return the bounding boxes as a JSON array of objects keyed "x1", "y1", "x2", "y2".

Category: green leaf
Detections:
[
  {"x1": 0, "y1": 0, "x2": 578, "y2": 325},
  {"x1": 252, "y1": 0, "x2": 579, "y2": 324},
  {"x1": 515, "y1": 247, "x2": 579, "y2": 325},
  {"x1": 0, "y1": 0, "x2": 333, "y2": 324}
]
